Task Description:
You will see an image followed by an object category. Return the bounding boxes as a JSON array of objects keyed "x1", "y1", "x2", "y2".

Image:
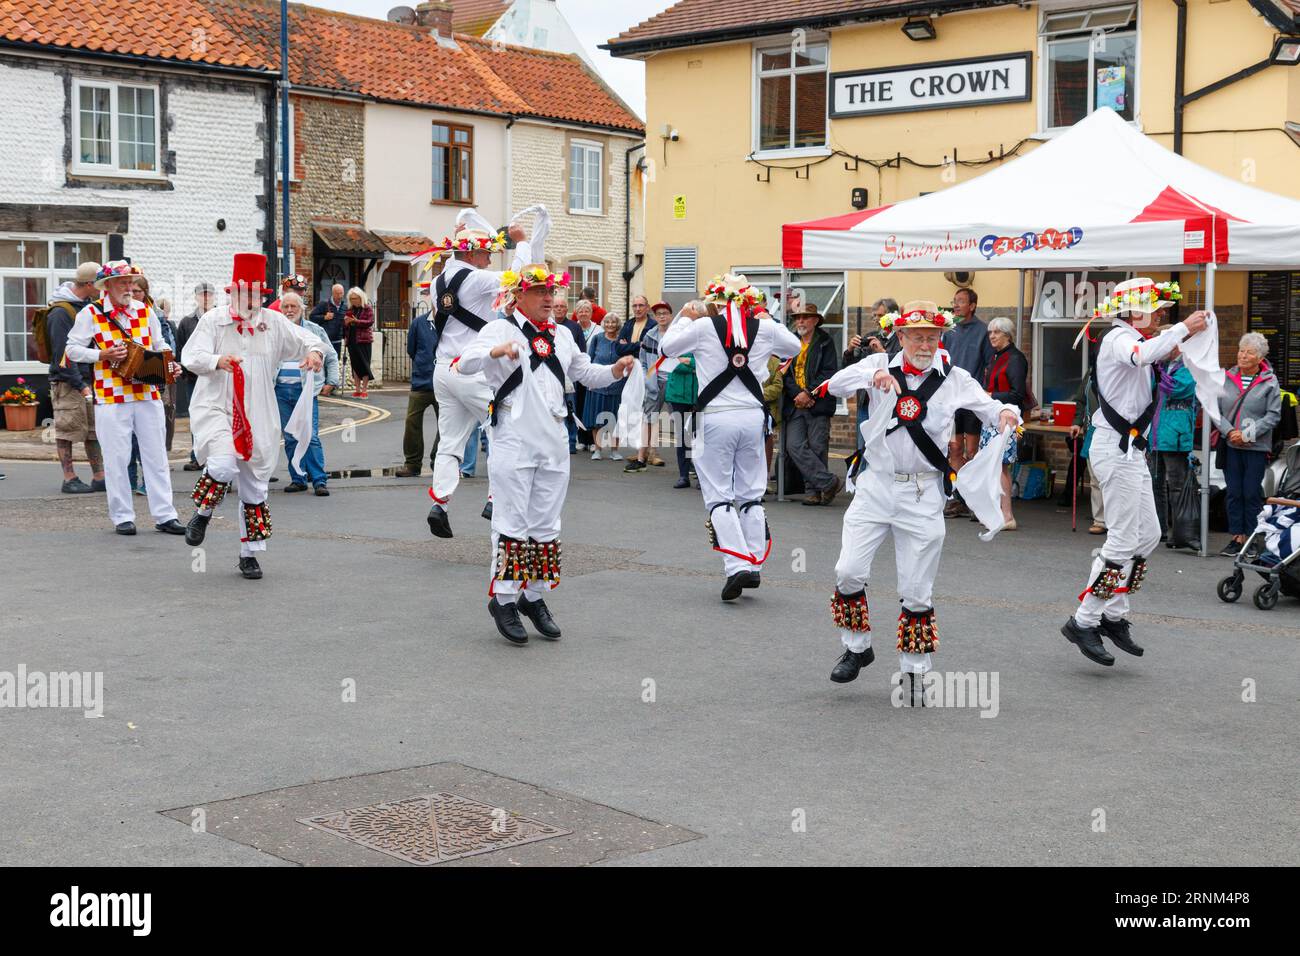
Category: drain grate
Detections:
[{"x1": 298, "y1": 791, "x2": 571, "y2": 865}]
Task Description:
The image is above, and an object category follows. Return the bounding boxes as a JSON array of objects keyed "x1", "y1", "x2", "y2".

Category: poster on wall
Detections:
[
  {"x1": 1096, "y1": 66, "x2": 1126, "y2": 112},
  {"x1": 1247, "y1": 271, "x2": 1300, "y2": 390}
]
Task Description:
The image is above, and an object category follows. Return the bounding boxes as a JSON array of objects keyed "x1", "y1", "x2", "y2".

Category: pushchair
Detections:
[{"x1": 1217, "y1": 443, "x2": 1300, "y2": 610}]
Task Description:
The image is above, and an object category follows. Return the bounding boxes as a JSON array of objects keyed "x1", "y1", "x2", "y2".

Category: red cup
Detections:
[{"x1": 1052, "y1": 401, "x2": 1077, "y2": 427}]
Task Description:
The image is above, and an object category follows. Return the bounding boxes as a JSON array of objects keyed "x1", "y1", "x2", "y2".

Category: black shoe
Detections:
[
  {"x1": 155, "y1": 519, "x2": 186, "y2": 535},
  {"x1": 314, "y1": 485, "x2": 330, "y2": 497},
  {"x1": 741, "y1": 571, "x2": 760, "y2": 589},
  {"x1": 61, "y1": 477, "x2": 94, "y2": 494},
  {"x1": 1219, "y1": 539, "x2": 1243, "y2": 556},
  {"x1": 115, "y1": 521, "x2": 137, "y2": 536},
  {"x1": 481, "y1": 500, "x2": 493, "y2": 521},
  {"x1": 518, "y1": 597, "x2": 562, "y2": 640},
  {"x1": 285, "y1": 482, "x2": 307, "y2": 493},
  {"x1": 488, "y1": 599, "x2": 528, "y2": 644},
  {"x1": 238, "y1": 556, "x2": 263, "y2": 580},
  {"x1": 1099, "y1": 617, "x2": 1144, "y2": 657},
  {"x1": 91, "y1": 478, "x2": 106, "y2": 492},
  {"x1": 721, "y1": 571, "x2": 748, "y2": 601},
  {"x1": 830, "y1": 647, "x2": 875, "y2": 683},
  {"x1": 673, "y1": 477, "x2": 690, "y2": 489},
  {"x1": 1061, "y1": 618, "x2": 1115, "y2": 666},
  {"x1": 623, "y1": 460, "x2": 646, "y2": 473},
  {"x1": 185, "y1": 513, "x2": 210, "y2": 546},
  {"x1": 183, "y1": 460, "x2": 203, "y2": 472},
  {"x1": 427, "y1": 503, "x2": 453, "y2": 538}
]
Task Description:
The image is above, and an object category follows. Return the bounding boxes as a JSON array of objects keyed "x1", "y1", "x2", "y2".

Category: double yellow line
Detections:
[{"x1": 319, "y1": 394, "x2": 390, "y2": 437}]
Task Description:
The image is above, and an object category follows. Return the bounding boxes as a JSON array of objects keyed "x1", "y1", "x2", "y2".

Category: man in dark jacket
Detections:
[
  {"x1": 311, "y1": 283, "x2": 348, "y2": 359},
  {"x1": 395, "y1": 308, "x2": 440, "y2": 477},
  {"x1": 47, "y1": 261, "x2": 104, "y2": 493},
  {"x1": 174, "y1": 281, "x2": 216, "y2": 470},
  {"x1": 783, "y1": 304, "x2": 842, "y2": 505},
  {"x1": 940, "y1": 287, "x2": 993, "y2": 516}
]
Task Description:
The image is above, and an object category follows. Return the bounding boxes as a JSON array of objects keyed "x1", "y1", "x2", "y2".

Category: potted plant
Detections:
[{"x1": 1, "y1": 377, "x2": 39, "y2": 431}]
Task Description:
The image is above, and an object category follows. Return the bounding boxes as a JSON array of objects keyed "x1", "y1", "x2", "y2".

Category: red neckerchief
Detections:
[
  {"x1": 901, "y1": 360, "x2": 928, "y2": 377},
  {"x1": 232, "y1": 309, "x2": 259, "y2": 336}
]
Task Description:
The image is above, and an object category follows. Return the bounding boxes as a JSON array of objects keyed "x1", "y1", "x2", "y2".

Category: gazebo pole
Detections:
[
  {"x1": 1199, "y1": 261, "x2": 1216, "y2": 557},
  {"x1": 1015, "y1": 269, "x2": 1025, "y2": 353},
  {"x1": 777, "y1": 266, "x2": 789, "y2": 502}
]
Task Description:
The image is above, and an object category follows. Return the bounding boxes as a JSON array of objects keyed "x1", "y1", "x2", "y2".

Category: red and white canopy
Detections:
[{"x1": 782, "y1": 107, "x2": 1300, "y2": 272}]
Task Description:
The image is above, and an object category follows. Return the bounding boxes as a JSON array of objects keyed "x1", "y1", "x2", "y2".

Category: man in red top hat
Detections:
[{"x1": 180, "y1": 253, "x2": 325, "y2": 579}]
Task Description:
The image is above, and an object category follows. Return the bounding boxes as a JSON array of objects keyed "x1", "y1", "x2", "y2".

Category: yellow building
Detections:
[{"x1": 607, "y1": 0, "x2": 1300, "y2": 418}]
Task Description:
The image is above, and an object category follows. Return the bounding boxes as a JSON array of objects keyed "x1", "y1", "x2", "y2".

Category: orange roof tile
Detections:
[
  {"x1": 0, "y1": 0, "x2": 642, "y2": 132},
  {"x1": 451, "y1": 0, "x2": 512, "y2": 38}
]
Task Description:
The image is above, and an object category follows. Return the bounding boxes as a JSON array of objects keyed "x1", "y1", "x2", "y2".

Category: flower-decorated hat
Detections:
[
  {"x1": 280, "y1": 273, "x2": 307, "y2": 292},
  {"x1": 1094, "y1": 278, "x2": 1181, "y2": 318},
  {"x1": 494, "y1": 264, "x2": 570, "y2": 310},
  {"x1": 703, "y1": 273, "x2": 765, "y2": 308},
  {"x1": 878, "y1": 309, "x2": 902, "y2": 333},
  {"x1": 94, "y1": 260, "x2": 143, "y2": 289},
  {"x1": 894, "y1": 300, "x2": 955, "y2": 331},
  {"x1": 415, "y1": 208, "x2": 507, "y2": 271}
]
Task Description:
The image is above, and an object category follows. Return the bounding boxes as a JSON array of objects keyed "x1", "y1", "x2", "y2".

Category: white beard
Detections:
[{"x1": 904, "y1": 351, "x2": 934, "y2": 371}]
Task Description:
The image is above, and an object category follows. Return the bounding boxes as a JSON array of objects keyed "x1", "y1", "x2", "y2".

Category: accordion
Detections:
[{"x1": 117, "y1": 341, "x2": 176, "y2": 386}]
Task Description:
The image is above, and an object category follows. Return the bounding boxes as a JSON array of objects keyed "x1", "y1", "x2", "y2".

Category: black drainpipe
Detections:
[
  {"x1": 624, "y1": 141, "x2": 646, "y2": 312},
  {"x1": 262, "y1": 81, "x2": 279, "y2": 288}
]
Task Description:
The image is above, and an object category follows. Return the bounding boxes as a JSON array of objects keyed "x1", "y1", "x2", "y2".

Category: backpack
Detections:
[{"x1": 32, "y1": 301, "x2": 77, "y2": 364}]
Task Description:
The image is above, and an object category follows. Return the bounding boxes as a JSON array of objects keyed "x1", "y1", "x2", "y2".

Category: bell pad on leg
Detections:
[
  {"x1": 1127, "y1": 557, "x2": 1148, "y2": 593},
  {"x1": 529, "y1": 538, "x2": 562, "y2": 584},
  {"x1": 494, "y1": 536, "x2": 533, "y2": 582},
  {"x1": 896, "y1": 607, "x2": 939, "y2": 655},
  {"x1": 242, "y1": 501, "x2": 272, "y2": 541},
  {"x1": 831, "y1": 589, "x2": 870, "y2": 632},
  {"x1": 192, "y1": 473, "x2": 230, "y2": 510},
  {"x1": 1089, "y1": 559, "x2": 1126, "y2": 600}
]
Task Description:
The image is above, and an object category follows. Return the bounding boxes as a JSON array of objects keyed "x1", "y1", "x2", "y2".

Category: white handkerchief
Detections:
[
  {"x1": 1179, "y1": 310, "x2": 1225, "y2": 412},
  {"x1": 285, "y1": 368, "x2": 315, "y2": 474},
  {"x1": 615, "y1": 362, "x2": 645, "y2": 450},
  {"x1": 955, "y1": 425, "x2": 1013, "y2": 541}
]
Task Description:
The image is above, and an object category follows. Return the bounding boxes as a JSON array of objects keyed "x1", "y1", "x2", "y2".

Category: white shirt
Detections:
[
  {"x1": 1093, "y1": 319, "x2": 1188, "y2": 434},
  {"x1": 659, "y1": 311, "x2": 802, "y2": 412},
  {"x1": 432, "y1": 240, "x2": 532, "y2": 361},
  {"x1": 826, "y1": 352, "x2": 1017, "y2": 476},
  {"x1": 457, "y1": 305, "x2": 619, "y2": 419}
]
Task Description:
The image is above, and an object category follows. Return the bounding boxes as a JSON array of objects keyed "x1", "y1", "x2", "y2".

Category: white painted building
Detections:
[{"x1": 0, "y1": 52, "x2": 270, "y2": 385}]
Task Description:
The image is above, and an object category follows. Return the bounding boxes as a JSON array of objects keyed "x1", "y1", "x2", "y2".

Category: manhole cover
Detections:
[{"x1": 298, "y1": 791, "x2": 571, "y2": 865}]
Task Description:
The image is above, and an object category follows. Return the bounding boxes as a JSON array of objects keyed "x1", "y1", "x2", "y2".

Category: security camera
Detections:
[{"x1": 670, "y1": 129, "x2": 680, "y2": 142}]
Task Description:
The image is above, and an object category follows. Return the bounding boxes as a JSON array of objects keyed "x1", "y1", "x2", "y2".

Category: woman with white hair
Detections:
[
  {"x1": 1214, "y1": 331, "x2": 1282, "y2": 556},
  {"x1": 342, "y1": 286, "x2": 374, "y2": 398},
  {"x1": 980, "y1": 316, "x2": 1028, "y2": 529}
]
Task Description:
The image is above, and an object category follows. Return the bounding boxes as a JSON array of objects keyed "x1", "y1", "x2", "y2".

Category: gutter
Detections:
[
  {"x1": 1247, "y1": 0, "x2": 1300, "y2": 32},
  {"x1": 600, "y1": 0, "x2": 1017, "y2": 57}
]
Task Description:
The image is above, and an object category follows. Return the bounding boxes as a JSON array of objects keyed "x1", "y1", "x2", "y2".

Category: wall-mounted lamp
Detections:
[
  {"x1": 1272, "y1": 36, "x2": 1300, "y2": 64},
  {"x1": 901, "y1": 18, "x2": 936, "y2": 41}
]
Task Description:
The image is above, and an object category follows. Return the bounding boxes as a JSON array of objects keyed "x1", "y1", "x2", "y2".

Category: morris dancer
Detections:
[
  {"x1": 1063, "y1": 280, "x2": 1209, "y2": 665},
  {"x1": 660, "y1": 274, "x2": 802, "y2": 601},
  {"x1": 418, "y1": 208, "x2": 538, "y2": 538},
  {"x1": 181, "y1": 253, "x2": 325, "y2": 579},
  {"x1": 63, "y1": 261, "x2": 186, "y2": 537},
  {"x1": 458, "y1": 265, "x2": 634, "y2": 643},
  {"x1": 817, "y1": 301, "x2": 1019, "y2": 702}
]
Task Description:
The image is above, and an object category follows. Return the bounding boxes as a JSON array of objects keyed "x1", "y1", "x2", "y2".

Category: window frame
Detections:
[
  {"x1": 71, "y1": 78, "x2": 163, "y2": 179},
  {"x1": 751, "y1": 36, "x2": 831, "y2": 159},
  {"x1": 1029, "y1": 269, "x2": 1131, "y2": 405},
  {"x1": 568, "y1": 139, "x2": 605, "y2": 216},
  {"x1": 0, "y1": 234, "x2": 107, "y2": 374},
  {"x1": 566, "y1": 260, "x2": 604, "y2": 311},
  {"x1": 1036, "y1": 2, "x2": 1141, "y2": 135},
  {"x1": 430, "y1": 121, "x2": 474, "y2": 206}
]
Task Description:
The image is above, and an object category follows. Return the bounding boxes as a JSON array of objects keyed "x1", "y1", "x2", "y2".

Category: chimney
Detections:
[{"x1": 415, "y1": 1, "x2": 454, "y2": 36}]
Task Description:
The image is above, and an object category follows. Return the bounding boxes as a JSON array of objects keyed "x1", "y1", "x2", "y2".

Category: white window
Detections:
[
  {"x1": 754, "y1": 39, "x2": 828, "y2": 156},
  {"x1": 1030, "y1": 269, "x2": 1129, "y2": 405},
  {"x1": 566, "y1": 261, "x2": 603, "y2": 310},
  {"x1": 72, "y1": 79, "x2": 161, "y2": 177},
  {"x1": 0, "y1": 236, "x2": 106, "y2": 372},
  {"x1": 1040, "y1": 3, "x2": 1138, "y2": 132},
  {"x1": 569, "y1": 140, "x2": 604, "y2": 215}
]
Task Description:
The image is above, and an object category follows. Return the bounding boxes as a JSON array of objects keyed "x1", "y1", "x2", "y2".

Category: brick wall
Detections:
[
  {"x1": 279, "y1": 94, "x2": 365, "y2": 302},
  {"x1": 0, "y1": 56, "x2": 266, "y2": 323},
  {"x1": 510, "y1": 121, "x2": 641, "y2": 318}
]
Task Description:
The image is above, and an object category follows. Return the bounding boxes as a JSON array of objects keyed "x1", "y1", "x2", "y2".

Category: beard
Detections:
[{"x1": 904, "y1": 350, "x2": 934, "y2": 370}]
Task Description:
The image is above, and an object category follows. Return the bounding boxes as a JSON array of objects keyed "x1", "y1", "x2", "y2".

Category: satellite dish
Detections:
[{"x1": 387, "y1": 6, "x2": 417, "y2": 25}]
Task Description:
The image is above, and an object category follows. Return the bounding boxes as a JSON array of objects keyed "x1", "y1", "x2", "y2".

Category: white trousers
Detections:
[
  {"x1": 694, "y1": 407, "x2": 770, "y2": 576},
  {"x1": 431, "y1": 358, "x2": 492, "y2": 503},
  {"x1": 201, "y1": 454, "x2": 271, "y2": 558},
  {"x1": 1074, "y1": 433, "x2": 1161, "y2": 627},
  {"x1": 96, "y1": 400, "x2": 177, "y2": 526},
  {"x1": 835, "y1": 473, "x2": 945, "y2": 673},
  {"x1": 487, "y1": 416, "x2": 568, "y2": 600}
]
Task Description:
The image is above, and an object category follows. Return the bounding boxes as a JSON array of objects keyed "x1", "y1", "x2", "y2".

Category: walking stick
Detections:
[{"x1": 1071, "y1": 435, "x2": 1079, "y2": 532}]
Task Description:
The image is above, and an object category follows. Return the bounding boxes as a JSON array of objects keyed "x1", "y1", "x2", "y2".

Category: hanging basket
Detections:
[{"x1": 3, "y1": 403, "x2": 38, "y2": 431}]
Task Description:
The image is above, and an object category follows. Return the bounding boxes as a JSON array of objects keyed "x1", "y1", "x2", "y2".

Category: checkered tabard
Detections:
[{"x1": 90, "y1": 301, "x2": 160, "y2": 405}]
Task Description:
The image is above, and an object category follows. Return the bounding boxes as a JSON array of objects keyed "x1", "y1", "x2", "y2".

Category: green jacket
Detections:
[{"x1": 664, "y1": 353, "x2": 698, "y2": 405}]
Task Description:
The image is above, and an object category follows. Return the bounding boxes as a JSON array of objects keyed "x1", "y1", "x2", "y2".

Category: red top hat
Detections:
[{"x1": 226, "y1": 253, "x2": 267, "y2": 292}]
